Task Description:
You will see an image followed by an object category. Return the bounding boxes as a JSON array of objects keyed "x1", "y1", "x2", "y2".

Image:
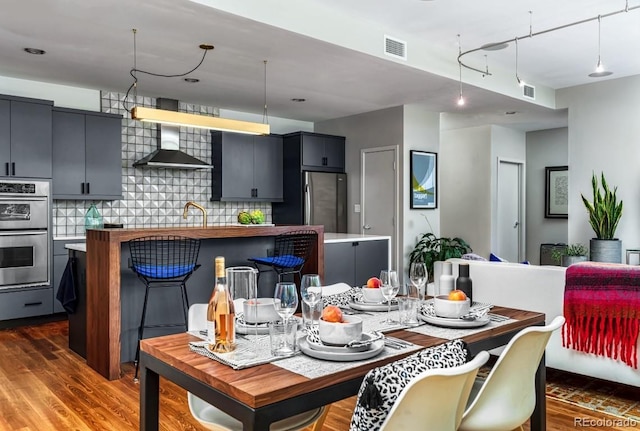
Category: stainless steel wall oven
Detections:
[{"x1": 0, "y1": 180, "x2": 50, "y2": 289}]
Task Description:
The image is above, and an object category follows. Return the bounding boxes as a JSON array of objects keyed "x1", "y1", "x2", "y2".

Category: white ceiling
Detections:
[{"x1": 1, "y1": 0, "x2": 639, "y2": 131}]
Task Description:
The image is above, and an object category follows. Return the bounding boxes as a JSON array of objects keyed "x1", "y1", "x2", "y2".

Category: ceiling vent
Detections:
[
  {"x1": 522, "y1": 84, "x2": 535, "y2": 100},
  {"x1": 384, "y1": 35, "x2": 407, "y2": 60}
]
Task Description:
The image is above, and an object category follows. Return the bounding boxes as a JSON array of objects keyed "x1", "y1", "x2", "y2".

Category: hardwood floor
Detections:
[{"x1": 0, "y1": 320, "x2": 631, "y2": 430}]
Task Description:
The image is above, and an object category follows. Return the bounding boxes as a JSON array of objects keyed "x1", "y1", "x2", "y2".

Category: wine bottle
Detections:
[
  {"x1": 456, "y1": 262, "x2": 473, "y2": 303},
  {"x1": 207, "y1": 256, "x2": 236, "y2": 352}
]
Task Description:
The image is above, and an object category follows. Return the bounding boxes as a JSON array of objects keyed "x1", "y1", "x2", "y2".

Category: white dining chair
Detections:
[
  {"x1": 458, "y1": 315, "x2": 566, "y2": 431},
  {"x1": 186, "y1": 304, "x2": 329, "y2": 431},
  {"x1": 377, "y1": 350, "x2": 490, "y2": 431}
]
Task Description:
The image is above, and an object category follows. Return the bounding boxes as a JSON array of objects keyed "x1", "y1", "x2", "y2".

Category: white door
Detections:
[
  {"x1": 497, "y1": 159, "x2": 524, "y2": 262},
  {"x1": 361, "y1": 146, "x2": 398, "y2": 270}
]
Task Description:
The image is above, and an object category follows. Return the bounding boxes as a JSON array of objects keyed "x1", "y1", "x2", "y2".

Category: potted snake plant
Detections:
[{"x1": 581, "y1": 172, "x2": 623, "y2": 263}]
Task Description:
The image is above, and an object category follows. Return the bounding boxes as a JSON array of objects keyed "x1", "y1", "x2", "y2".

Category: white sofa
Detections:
[{"x1": 430, "y1": 259, "x2": 640, "y2": 387}]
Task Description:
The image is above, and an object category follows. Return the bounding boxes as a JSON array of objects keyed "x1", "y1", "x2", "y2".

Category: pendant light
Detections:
[
  {"x1": 515, "y1": 38, "x2": 526, "y2": 87},
  {"x1": 456, "y1": 35, "x2": 465, "y2": 106},
  {"x1": 588, "y1": 15, "x2": 613, "y2": 78}
]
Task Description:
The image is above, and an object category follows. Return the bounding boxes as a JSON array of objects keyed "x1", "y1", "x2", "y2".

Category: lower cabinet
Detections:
[
  {"x1": 324, "y1": 240, "x2": 389, "y2": 287},
  {"x1": 53, "y1": 240, "x2": 85, "y2": 314},
  {"x1": 0, "y1": 287, "x2": 53, "y2": 321}
]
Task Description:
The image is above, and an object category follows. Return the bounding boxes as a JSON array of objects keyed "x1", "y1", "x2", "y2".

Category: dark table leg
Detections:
[
  {"x1": 531, "y1": 353, "x2": 547, "y2": 431},
  {"x1": 139, "y1": 352, "x2": 160, "y2": 431}
]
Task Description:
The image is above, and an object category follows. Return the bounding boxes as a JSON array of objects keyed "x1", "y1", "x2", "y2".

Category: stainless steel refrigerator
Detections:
[{"x1": 273, "y1": 171, "x2": 347, "y2": 233}]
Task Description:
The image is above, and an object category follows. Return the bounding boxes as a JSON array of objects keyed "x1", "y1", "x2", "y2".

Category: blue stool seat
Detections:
[
  {"x1": 249, "y1": 255, "x2": 304, "y2": 269},
  {"x1": 132, "y1": 263, "x2": 196, "y2": 279}
]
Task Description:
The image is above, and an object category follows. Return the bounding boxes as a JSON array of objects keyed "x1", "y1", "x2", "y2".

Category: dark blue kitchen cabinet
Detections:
[
  {"x1": 285, "y1": 131, "x2": 345, "y2": 172},
  {"x1": 52, "y1": 108, "x2": 123, "y2": 199},
  {"x1": 0, "y1": 95, "x2": 53, "y2": 178},
  {"x1": 211, "y1": 131, "x2": 283, "y2": 202},
  {"x1": 324, "y1": 239, "x2": 388, "y2": 287}
]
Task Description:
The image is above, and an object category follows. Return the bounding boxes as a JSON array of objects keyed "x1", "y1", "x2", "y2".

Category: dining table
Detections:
[{"x1": 139, "y1": 305, "x2": 547, "y2": 431}]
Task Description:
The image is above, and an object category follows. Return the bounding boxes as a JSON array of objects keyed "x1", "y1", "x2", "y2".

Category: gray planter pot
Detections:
[
  {"x1": 589, "y1": 239, "x2": 622, "y2": 263},
  {"x1": 561, "y1": 255, "x2": 588, "y2": 267}
]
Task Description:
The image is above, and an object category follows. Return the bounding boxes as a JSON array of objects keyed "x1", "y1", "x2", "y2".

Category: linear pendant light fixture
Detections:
[
  {"x1": 130, "y1": 107, "x2": 270, "y2": 135},
  {"x1": 125, "y1": 29, "x2": 270, "y2": 135}
]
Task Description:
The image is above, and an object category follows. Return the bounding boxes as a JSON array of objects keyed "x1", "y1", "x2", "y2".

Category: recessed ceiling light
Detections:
[
  {"x1": 24, "y1": 47, "x2": 46, "y2": 55},
  {"x1": 481, "y1": 42, "x2": 509, "y2": 51},
  {"x1": 184, "y1": 78, "x2": 200, "y2": 83},
  {"x1": 291, "y1": 98, "x2": 306, "y2": 102}
]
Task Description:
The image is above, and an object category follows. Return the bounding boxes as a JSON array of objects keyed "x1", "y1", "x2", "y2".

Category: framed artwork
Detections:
[
  {"x1": 410, "y1": 150, "x2": 437, "y2": 209},
  {"x1": 545, "y1": 166, "x2": 568, "y2": 218}
]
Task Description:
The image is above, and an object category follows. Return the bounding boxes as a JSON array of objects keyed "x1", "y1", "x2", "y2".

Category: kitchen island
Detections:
[{"x1": 85, "y1": 225, "x2": 324, "y2": 380}]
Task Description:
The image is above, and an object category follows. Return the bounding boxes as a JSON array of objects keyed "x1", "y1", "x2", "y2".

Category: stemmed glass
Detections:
[
  {"x1": 273, "y1": 282, "x2": 299, "y2": 325},
  {"x1": 300, "y1": 274, "x2": 322, "y2": 328},
  {"x1": 409, "y1": 262, "x2": 428, "y2": 301},
  {"x1": 379, "y1": 270, "x2": 400, "y2": 324}
]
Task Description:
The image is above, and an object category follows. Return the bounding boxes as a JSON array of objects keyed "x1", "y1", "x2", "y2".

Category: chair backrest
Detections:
[
  {"x1": 188, "y1": 303, "x2": 208, "y2": 332},
  {"x1": 380, "y1": 351, "x2": 490, "y2": 431},
  {"x1": 273, "y1": 230, "x2": 317, "y2": 268},
  {"x1": 458, "y1": 315, "x2": 566, "y2": 431},
  {"x1": 129, "y1": 235, "x2": 200, "y2": 279}
]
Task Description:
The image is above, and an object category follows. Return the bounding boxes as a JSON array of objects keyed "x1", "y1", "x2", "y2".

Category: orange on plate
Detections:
[
  {"x1": 321, "y1": 305, "x2": 343, "y2": 323},
  {"x1": 448, "y1": 289, "x2": 467, "y2": 301}
]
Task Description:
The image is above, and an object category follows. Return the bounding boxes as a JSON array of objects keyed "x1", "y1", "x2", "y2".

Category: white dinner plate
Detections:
[
  {"x1": 236, "y1": 316, "x2": 302, "y2": 335},
  {"x1": 418, "y1": 313, "x2": 490, "y2": 328},
  {"x1": 299, "y1": 337, "x2": 384, "y2": 361},
  {"x1": 306, "y1": 332, "x2": 376, "y2": 353},
  {"x1": 348, "y1": 300, "x2": 398, "y2": 312}
]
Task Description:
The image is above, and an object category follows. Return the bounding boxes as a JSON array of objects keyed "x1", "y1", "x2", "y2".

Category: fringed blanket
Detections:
[{"x1": 563, "y1": 262, "x2": 640, "y2": 368}]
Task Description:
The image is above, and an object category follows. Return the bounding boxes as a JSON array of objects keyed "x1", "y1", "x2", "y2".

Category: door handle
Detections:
[
  {"x1": 363, "y1": 225, "x2": 371, "y2": 230},
  {"x1": 513, "y1": 221, "x2": 520, "y2": 228}
]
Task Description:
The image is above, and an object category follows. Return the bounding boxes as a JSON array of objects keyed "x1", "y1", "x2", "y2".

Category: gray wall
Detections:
[
  {"x1": 525, "y1": 128, "x2": 568, "y2": 264},
  {"x1": 558, "y1": 75, "x2": 640, "y2": 257}
]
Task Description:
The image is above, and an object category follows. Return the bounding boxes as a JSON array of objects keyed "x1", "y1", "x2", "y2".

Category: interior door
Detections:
[
  {"x1": 497, "y1": 159, "x2": 524, "y2": 262},
  {"x1": 361, "y1": 146, "x2": 398, "y2": 270}
]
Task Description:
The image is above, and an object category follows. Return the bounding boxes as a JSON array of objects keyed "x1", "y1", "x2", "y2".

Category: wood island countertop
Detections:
[{"x1": 85, "y1": 225, "x2": 324, "y2": 380}]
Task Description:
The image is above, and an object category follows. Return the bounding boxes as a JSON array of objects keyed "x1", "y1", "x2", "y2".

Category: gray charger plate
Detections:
[
  {"x1": 299, "y1": 337, "x2": 384, "y2": 361},
  {"x1": 306, "y1": 332, "x2": 376, "y2": 353}
]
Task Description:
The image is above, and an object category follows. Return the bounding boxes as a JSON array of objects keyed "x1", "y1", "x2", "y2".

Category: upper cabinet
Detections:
[
  {"x1": 284, "y1": 131, "x2": 345, "y2": 173},
  {"x1": 52, "y1": 108, "x2": 123, "y2": 200},
  {"x1": 211, "y1": 131, "x2": 283, "y2": 202},
  {"x1": 0, "y1": 95, "x2": 53, "y2": 178}
]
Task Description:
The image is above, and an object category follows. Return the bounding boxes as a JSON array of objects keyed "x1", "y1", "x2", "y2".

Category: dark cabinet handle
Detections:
[
  {"x1": 4, "y1": 163, "x2": 8, "y2": 176},
  {"x1": 352, "y1": 242, "x2": 359, "y2": 247},
  {"x1": 24, "y1": 301, "x2": 43, "y2": 307},
  {"x1": 81, "y1": 183, "x2": 85, "y2": 194},
  {"x1": 11, "y1": 162, "x2": 15, "y2": 176},
  {"x1": 254, "y1": 188, "x2": 258, "y2": 198},
  {"x1": 86, "y1": 182, "x2": 90, "y2": 194}
]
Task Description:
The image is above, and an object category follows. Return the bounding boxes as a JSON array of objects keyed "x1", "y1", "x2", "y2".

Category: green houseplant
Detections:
[
  {"x1": 581, "y1": 172, "x2": 623, "y2": 262},
  {"x1": 409, "y1": 232, "x2": 471, "y2": 282},
  {"x1": 551, "y1": 243, "x2": 588, "y2": 267}
]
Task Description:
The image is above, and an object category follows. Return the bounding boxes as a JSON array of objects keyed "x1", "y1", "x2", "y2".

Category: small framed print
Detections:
[
  {"x1": 545, "y1": 166, "x2": 568, "y2": 218},
  {"x1": 410, "y1": 150, "x2": 437, "y2": 209}
]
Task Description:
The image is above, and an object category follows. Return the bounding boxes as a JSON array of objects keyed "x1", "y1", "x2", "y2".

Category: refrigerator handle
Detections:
[{"x1": 304, "y1": 174, "x2": 312, "y2": 225}]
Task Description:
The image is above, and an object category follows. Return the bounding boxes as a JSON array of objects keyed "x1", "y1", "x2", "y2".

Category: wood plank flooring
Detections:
[{"x1": 0, "y1": 320, "x2": 632, "y2": 430}]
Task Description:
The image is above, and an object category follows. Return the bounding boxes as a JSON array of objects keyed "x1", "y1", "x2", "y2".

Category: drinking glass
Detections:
[
  {"x1": 273, "y1": 282, "x2": 299, "y2": 325},
  {"x1": 409, "y1": 262, "x2": 428, "y2": 301},
  {"x1": 300, "y1": 274, "x2": 323, "y2": 329},
  {"x1": 379, "y1": 270, "x2": 400, "y2": 324},
  {"x1": 226, "y1": 266, "x2": 258, "y2": 359}
]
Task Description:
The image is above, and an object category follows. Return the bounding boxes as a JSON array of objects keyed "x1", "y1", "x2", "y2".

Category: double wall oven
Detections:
[{"x1": 0, "y1": 180, "x2": 50, "y2": 289}]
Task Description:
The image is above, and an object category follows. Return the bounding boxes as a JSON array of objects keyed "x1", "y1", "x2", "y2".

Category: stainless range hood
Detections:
[{"x1": 133, "y1": 98, "x2": 213, "y2": 170}]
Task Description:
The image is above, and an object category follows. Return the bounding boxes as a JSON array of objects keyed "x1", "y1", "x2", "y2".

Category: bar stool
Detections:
[
  {"x1": 129, "y1": 235, "x2": 201, "y2": 381},
  {"x1": 248, "y1": 230, "x2": 317, "y2": 285}
]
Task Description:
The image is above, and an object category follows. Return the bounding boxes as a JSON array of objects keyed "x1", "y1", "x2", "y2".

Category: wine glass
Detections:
[
  {"x1": 409, "y1": 262, "x2": 428, "y2": 301},
  {"x1": 379, "y1": 270, "x2": 400, "y2": 324},
  {"x1": 273, "y1": 282, "x2": 299, "y2": 325},
  {"x1": 300, "y1": 274, "x2": 322, "y2": 329}
]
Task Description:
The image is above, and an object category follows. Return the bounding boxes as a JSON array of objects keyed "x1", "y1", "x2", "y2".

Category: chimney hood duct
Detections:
[{"x1": 133, "y1": 98, "x2": 213, "y2": 170}]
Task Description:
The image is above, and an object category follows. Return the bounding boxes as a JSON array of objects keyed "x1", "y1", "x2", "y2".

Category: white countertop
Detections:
[
  {"x1": 65, "y1": 243, "x2": 86, "y2": 252},
  {"x1": 324, "y1": 233, "x2": 391, "y2": 244},
  {"x1": 54, "y1": 236, "x2": 86, "y2": 241}
]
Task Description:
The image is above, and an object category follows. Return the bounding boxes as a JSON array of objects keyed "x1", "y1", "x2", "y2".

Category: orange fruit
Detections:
[
  {"x1": 448, "y1": 290, "x2": 467, "y2": 301},
  {"x1": 321, "y1": 305, "x2": 343, "y2": 323},
  {"x1": 366, "y1": 277, "x2": 382, "y2": 288}
]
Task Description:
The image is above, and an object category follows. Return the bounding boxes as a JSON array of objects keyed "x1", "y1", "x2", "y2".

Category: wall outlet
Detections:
[{"x1": 354, "y1": 204, "x2": 361, "y2": 213}]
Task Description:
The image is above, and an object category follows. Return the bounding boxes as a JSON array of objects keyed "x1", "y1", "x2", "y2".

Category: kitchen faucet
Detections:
[{"x1": 183, "y1": 201, "x2": 207, "y2": 228}]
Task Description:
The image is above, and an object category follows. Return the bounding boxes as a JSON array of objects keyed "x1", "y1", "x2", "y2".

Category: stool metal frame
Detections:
[
  {"x1": 249, "y1": 230, "x2": 317, "y2": 285},
  {"x1": 129, "y1": 235, "x2": 201, "y2": 381}
]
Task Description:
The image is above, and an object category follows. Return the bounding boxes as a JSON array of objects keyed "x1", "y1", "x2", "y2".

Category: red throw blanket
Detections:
[{"x1": 563, "y1": 262, "x2": 640, "y2": 368}]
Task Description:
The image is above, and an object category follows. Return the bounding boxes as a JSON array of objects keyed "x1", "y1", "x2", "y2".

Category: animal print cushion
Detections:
[{"x1": 349, "y1": 339, "x2": 470, "y2": 431}]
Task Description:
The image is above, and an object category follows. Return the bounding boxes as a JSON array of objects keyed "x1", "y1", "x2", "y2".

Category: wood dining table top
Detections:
[{"x1": 140, "y1": 306, "x2": 545, "y2": 409}]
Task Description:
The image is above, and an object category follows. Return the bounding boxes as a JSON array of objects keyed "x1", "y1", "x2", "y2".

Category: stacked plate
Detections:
[{"x1": 299, "y1": 332, "x2": 385, "y2": 361}]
